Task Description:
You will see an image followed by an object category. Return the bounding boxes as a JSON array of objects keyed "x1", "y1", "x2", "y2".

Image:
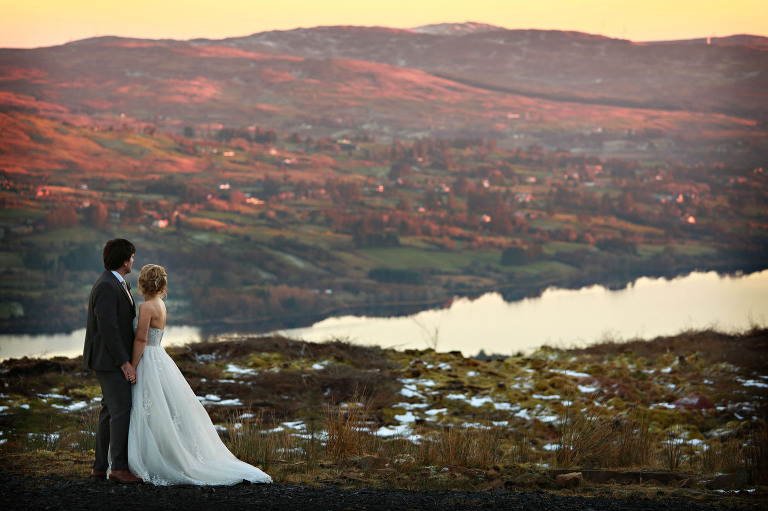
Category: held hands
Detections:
[{"x1": 121, "y1": 361, "x2": 137, "y2": 384}]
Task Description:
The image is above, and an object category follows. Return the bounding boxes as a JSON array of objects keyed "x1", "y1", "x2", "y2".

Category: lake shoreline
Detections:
[
  {"x1": 175, "y1": 263, "x2": 768, "y2": 340},
  {"x1": 1, "y1": 263, "x2": 765, "y2": 340},
  {"x1": 2, "y1": 265, "x2": 766, "y2": 361}
]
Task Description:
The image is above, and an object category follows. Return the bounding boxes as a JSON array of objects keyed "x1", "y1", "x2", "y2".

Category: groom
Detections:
[{"x1": 83, "y1": 239, "x2": 142, "y2": 484}]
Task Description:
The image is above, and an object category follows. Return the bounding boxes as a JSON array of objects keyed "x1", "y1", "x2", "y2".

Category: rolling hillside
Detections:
[{"x1": 0, "y1": 24, "x2": 766, "y2": 163}]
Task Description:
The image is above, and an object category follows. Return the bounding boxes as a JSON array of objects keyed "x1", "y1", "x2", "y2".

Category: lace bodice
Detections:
[
  {"x1": 146, "y1": 326, "x2": 164, "y2": 347},
  {"x1": 133, "y1": 316, "x2": 165, "y2": 347}
]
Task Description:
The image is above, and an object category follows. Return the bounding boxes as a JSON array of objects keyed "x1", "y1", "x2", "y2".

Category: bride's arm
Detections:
[{"x1": 131, "y1": 303, "x2": 151, "y2": 370}]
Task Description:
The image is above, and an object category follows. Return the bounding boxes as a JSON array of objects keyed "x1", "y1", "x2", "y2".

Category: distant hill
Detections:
[
  {"x1": 212, "y1": 24, "x2": 768, "y2": 117},
  {"x1": 0, "y1": 24, "x2": 766, "y2": 157}
]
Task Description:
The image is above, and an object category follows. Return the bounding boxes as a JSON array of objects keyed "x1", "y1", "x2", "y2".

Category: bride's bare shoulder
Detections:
[{"x1": 139, "y1": 297, "x2": 163, "y2": 314}]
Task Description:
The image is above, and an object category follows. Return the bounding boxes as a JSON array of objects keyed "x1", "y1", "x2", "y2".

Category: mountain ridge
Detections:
[{"x1": 1, "y1": 23, "x2": 766, "y2": 159}]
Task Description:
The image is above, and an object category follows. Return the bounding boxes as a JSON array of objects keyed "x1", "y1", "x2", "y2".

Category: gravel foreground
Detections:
[{"x1": 0, "y1": 474, "x2": 736, "y2": 511}]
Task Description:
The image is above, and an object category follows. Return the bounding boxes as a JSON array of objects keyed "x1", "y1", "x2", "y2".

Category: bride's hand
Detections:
[{"x1": 121, "y1": 362, "x2": 137, "y2": 384}]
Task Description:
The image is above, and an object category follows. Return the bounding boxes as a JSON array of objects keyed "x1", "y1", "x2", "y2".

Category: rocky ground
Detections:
[{"x1": 1, "y1": 472, "x2": 757, "y2": 511}]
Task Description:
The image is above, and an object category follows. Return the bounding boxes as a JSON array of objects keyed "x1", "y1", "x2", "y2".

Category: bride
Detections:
[{"x1": 127, "y1": 264, "x2": 271, "y2": 485}]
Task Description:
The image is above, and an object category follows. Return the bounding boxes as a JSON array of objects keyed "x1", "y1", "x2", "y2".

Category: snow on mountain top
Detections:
[{"x1": 412, "y1": 22, "x2": 504, "y2": 36}]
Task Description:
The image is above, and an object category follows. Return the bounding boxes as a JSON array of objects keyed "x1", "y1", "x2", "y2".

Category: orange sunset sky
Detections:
[{"x1": 1, "y1": 0, "x2": 767, "y2": 49}]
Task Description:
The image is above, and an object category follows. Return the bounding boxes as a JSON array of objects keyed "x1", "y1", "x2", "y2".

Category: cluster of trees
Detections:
[
  {"x1": 215, "y1": 127, "x2": 278, "y2": 145},
  {"x1": 500, "y1": 244, "x2": 544, "y2": 266}
]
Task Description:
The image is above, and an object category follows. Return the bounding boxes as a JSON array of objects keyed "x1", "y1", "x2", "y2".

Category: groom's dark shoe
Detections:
[
  {"x1": 89, "y1": 469, "x2": 107, "y2": 480},
  {"x1": 108, "y1": 469, "x2": 142, "y2": 484}
]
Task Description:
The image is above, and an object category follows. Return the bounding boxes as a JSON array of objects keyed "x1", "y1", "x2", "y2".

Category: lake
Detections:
[{"x1": 1, "y1": 270, "x2": 766, "y2": 360}]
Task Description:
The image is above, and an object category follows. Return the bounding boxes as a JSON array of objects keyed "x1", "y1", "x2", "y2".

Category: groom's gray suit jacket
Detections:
[{"x1": 83, "y1": 269, "x2": 136, "y2": 371}]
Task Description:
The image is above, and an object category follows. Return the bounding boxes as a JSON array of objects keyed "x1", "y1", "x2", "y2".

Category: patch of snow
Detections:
[
  {"x1": 276, "y1": 447, "x2": 305, "y2": 455},
  {"x1": 195, "y1": 353, "x2": 219, "y2": 363},
  {"x1": 395, "y1": 411, "x2": 418, "y2": 423},
  {"x1": 493, "y1": 402, "x2": 514, "y2": 411},
  {"x1": 469, "y1": 395, "x2": 494, "y2": 407},
  {"x1": 52, "y1": 401, "x2": 89, "y2": 412},
  {"x1": 399, "y1": 385, "x2": 424, "y2": 399},
  {"x1": 282, "y1": 421, "x2": 305, "y2": 430},
  {"x1": 424, "y1": 408, "x2": 448, "y2": 416},
  {"x1": 514, "y1": 409, "x2": 532, "y2": 420},
  {"x1": 198, "y1": 394, "x2": 242, "y2": 406},
  {"x1": 492, "y1": 420, "x2": 509, "y2": 427},
  {"x1": 375, "y1": 424, "x2": 411, "y2": 437},
  {"x1": 543, "y1": 443, "x2": 559, "y2": 451},
  {"x1": 532, "y1": 394, "x2": 560, "y2": 400},
  {"x1": 394, "y1": 402, "x2": 429, "y2": 410},
  {"x1": 738, "y1": 378, "x2": 768, "y2": 388},
  {"x1": 225, "y1": 364, "x2": 257, "y2": 375},
  {"x1": 578, "y1": 385, "x2": 599, "y2": 393},
  {"x1": 467, "y1": 371, "x2": 479, "y2": 377},
  {"x1": 217, "y1": 398, "x2": 243, "y2": 406},
  {"x1": 445, "y1": 393, "x2": 467, "y2": 400},
  {"x1": 461, "y1": 422, "x2": 491, "y2": 429},
  {"x1": 553, "y1": 369, "x2": 590, "y2": 378},
  {"x1": 39, "y1": 393, "x2": 68, "y2": 400}
]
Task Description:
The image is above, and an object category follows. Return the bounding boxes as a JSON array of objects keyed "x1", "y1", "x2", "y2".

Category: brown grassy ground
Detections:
[{"x1": 0, "y1": 328, "x2": 766, "y2": 508}]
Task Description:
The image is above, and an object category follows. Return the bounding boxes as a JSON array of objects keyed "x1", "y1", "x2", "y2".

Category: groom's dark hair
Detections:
[{"x1": 103, "y1": 238, "x2": 135, "y2": 270}]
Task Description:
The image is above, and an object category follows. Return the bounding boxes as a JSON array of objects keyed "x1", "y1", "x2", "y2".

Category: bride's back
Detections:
[{"x1": 139, "y1": 297, "x2": 166, "y2": 330}]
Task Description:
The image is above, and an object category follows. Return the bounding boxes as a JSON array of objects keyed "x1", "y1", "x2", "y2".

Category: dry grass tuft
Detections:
[
  {"x1": 428, "y1": 425, "x2": 504, "y2": 468},
  {"x1": 556, "y1": 395, "x2": 655, "y2": 469},
  {"x1": 324, "y1": 393, "x2": 378, "y2": 460},
  {"x1": 747, "y1": 420, "x2": 768, "y2": 484}
]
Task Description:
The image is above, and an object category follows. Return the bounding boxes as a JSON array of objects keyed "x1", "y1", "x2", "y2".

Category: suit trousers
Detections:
[{"x1": 94, "y1": 370, "x2": 132, "y2": 471}]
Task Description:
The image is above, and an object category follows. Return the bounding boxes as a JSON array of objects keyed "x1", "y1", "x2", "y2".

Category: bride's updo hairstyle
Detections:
[{"x1": 138, "y1": 264, "x2": 167, "y2": 298}]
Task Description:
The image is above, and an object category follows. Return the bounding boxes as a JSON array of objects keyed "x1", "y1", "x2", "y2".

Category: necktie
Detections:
[{"x1": 121, "y1": 280, "x2": 134, "y2": 306}]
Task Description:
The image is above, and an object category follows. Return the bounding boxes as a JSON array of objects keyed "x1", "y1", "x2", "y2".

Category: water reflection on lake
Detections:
[
  {"x1": 279, "y1": 270, "x2": 768, "y2": 356},
  {"x1": 0, "y1": 326, "x2": 202, "y2": 361},
  {"x1": 1, "y1": 270, "x2": 766, "y2": 360}
]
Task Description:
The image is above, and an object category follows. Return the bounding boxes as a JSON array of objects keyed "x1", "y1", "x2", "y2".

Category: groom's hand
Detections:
[{"x1": 121, "y1": 361, "x2": 137, "y2": 384}]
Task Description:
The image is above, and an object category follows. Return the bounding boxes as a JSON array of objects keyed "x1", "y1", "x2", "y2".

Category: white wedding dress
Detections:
[{"x1": 127, "y1": 318, "x2": 271, "y2": 485}]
